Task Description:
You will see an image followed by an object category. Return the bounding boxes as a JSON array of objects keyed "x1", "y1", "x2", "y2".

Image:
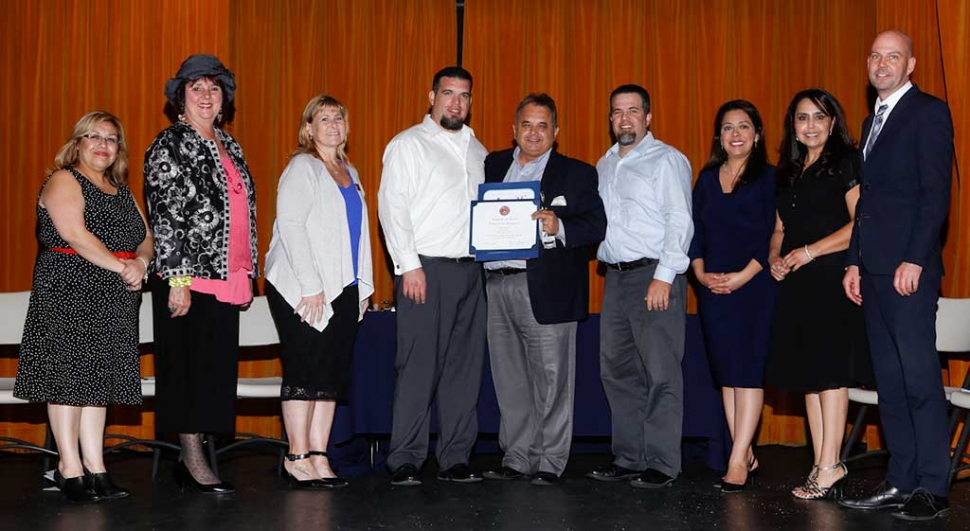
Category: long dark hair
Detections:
[
  {"x1": 777, "y1": 88, "x2": 856, "y2": 186},
  {"x1": 701, "y1": 100, "x2": 768, "y2": 192}
]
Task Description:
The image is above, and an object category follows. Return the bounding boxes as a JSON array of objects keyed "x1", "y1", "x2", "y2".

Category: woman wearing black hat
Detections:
[{"x1": 144, "y1": 54, "x2": 257, "y2": 494}]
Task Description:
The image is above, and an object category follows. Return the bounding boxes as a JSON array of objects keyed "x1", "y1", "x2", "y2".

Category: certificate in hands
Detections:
[{"x1": 470, "y1": 182, "x2": 541, "y2": 261}]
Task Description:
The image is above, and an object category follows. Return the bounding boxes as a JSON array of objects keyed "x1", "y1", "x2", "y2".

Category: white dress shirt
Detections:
[
  {"x1": 264, "y1": 154, "x2": 375, "y2": 331},
  {"x1": 874, "y1": 81, "x2": 913, "y2": 129},
  {"x1": 378, "y1": 115, "x2": 487, "y2": 274},
  {"x1": 596, "y1": 132, "x2": 694, "y2": 284}
]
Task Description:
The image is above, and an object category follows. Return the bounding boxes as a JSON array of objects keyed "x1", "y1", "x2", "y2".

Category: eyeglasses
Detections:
[{"x1": 81, "y1": 133, "x2": 121, "y2": 147}]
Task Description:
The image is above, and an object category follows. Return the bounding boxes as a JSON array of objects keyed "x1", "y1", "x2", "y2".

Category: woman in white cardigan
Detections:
[{"x1": 264, "y1": 95, "x2": 374, "y2": 489}]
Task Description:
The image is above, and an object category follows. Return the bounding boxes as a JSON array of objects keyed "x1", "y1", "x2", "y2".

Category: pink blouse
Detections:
[{"x1": 191, "y1": 156, "x2": 254, "y2": 305}]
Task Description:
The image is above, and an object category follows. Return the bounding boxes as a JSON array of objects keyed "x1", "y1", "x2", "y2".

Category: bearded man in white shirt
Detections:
[
  {"x1": 587, "y1": 84, "x2": 694, "y2": 489},
  {"x1": 377, "y1": 66, "x2": 488, "y2": 486}
]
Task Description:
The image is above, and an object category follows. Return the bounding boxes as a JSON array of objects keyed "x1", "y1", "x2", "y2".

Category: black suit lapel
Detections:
[
  {"x1": 486, "y1": 150, "x2": 515, "y2": 183},
  {"x1": 539, "y1": 151, "x2": 562, "y2": 206},
  {"x1": 868, "y1": 86, "x2": 919, "y2": 156}
]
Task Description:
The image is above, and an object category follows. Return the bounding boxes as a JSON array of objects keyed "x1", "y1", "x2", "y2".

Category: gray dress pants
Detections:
[
  {"x1": 486, "y1": 272, "x2": 576, "y2": 476},
  {"x1": 599, "y1": 264, "x2": 686, "y2": 477},
  {"x1": 386, "y1": 257, "x2": 486, "y2": 471}
]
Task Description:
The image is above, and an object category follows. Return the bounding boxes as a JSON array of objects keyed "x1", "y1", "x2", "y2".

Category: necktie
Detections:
[{"x1": 863, "y1": 104, "x2": 889, "y2": 159}]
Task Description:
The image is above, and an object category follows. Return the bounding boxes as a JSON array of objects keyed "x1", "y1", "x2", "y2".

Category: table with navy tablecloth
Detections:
[{"x1": 329, "y1": 312, "x2": 727, "y2": 472}]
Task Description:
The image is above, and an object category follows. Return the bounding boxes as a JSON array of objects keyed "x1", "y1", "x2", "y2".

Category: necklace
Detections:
[{"x1": 721, "y1": 162, "x2": 743, "y2": 176}]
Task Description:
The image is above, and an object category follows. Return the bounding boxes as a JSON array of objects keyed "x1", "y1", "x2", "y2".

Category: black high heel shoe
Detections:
[
  {"x1": 714, "y1": 457, "x2": 758, "y2": 490},
  {"x1": 721, "y1": 472, "x2": 755, "y2": 493},
  {"x1": 174, "y1": 461, "x2": 235, "y2": 494},
  {"x1": 308, "y1": 451, "x2": 349, "y2": 489},
  {"x1": 83, "y1": 470, "x2": 129, "y2": 499},
  {"x1": 792, "y1": 462, "x2": 848, "y2": 500},
  {"x1": 54, "y1": 470, "x2": 101, "y2": 504},
  {"x1": 283, "y1": 453, "x2": 348, "y2": 490}
]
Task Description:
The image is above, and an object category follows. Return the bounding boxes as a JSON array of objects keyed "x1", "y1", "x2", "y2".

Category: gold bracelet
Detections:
[{"x1": 168, "y1": 276, "x2": 193, "y2": 288}]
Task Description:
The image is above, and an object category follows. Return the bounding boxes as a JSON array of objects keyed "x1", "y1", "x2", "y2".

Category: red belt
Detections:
[{"x1": 50, "y1": 247, "x2": 137, "y2": 259}]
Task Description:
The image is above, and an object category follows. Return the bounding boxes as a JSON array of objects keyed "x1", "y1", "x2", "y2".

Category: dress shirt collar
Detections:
[
  {"x1": 511, "y1": 146, "x2": 553, "y2": 171},
  {"x1": 875, "y1": 81, "x2": 913, "y2": 115},
  {"x1": 607, "y1": 131, "x2": 656, "y2": 160}
]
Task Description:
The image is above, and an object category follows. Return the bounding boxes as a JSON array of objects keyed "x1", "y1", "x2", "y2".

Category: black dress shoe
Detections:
[
  {"x1": 891, "y1": 489, "x2": 950, "y2": 521},
  {"x1": 530, "y1": 471, "x2": 560, "y2": 486},
  {"x1": 437, "y1": 463, "x2": 483, "y2": 483},
  {"x1": 630, "y1": 469, "x2": 677, "y2": 489},
  {"x1": 483, "y1": 466, "x2": 529, "y2": 481},
  {"x1": 84, "y1": 471, "x2": 129, "y2": 499},
  {"x1": 173, "y1": 461, "x2": 235, "y2": 494},
  {"x1": 586, "y1": 464, "x2": 642, "y2": 482},
  {"x1": 838, "y1": 481, "x2": 909, "y2": 510},
  {"x1": 390, "y1": 464, "x2": 422, "y2": 486},
  {"x1": 54, "y1": 470, "x2": 100, "y2": 504}
]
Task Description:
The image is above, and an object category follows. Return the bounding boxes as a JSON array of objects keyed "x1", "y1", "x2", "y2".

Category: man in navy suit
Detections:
[
  {"x1": 480, "y1": 93, "x2": 606, "y2": 486},
  {"x1": 840, "y1": 30, "x2": 954, "y2": 521}
]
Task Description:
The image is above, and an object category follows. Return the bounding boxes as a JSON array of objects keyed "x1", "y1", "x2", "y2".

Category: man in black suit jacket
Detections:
[
  {"x1": 841, "y1": 30, "x2": 955, "y2": 521},
  {"x1": 480, "y1": 93, "x2": 606, "y2": 486}
]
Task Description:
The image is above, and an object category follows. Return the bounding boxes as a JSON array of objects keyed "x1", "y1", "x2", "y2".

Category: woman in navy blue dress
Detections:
[{"x1": 689, "y1": 100, "x2": 776, "y2": 492}]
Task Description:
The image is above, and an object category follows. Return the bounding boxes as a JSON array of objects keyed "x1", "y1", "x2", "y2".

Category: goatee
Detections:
[
  {"x1": 617, "y1": 132, "x2": 636, "y2": 146},
  {"x1": 440, "y1": 116, "x2": 465, "y2": 131}
]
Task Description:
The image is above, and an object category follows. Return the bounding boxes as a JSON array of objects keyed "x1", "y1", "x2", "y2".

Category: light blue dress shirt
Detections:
[{"x1": 596, "y1": 132, "x2": 694, "y2": 284}]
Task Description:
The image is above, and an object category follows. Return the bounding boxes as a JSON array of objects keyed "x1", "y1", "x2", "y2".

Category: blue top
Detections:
[{"x1": 339, "y1": 181, "x2": 363, "y2": 286}]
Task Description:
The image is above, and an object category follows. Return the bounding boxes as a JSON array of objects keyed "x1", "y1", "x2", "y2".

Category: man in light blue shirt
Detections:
[{"x1": 587, "y1": 84, "x2": 693, "y2": 489}]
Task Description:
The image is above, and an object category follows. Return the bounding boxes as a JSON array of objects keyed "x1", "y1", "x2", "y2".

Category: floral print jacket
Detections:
[{"x1": 144, "y1": 121, "x2": 259, "y2": 280}]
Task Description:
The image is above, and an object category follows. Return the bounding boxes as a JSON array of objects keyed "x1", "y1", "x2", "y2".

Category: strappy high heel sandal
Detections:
[
  {"x1": 308, "y1": 451, "x2": 349, "y2": 489},
  {"x1": 792, "y1": 462, "x2": 848, "y2": 500},
  {"x1": 283, "y1": 453, "x2": 333, "y2": 490}
]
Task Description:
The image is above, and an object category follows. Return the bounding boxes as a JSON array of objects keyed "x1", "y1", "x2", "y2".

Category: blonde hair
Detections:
[
  {"x1": 294, "y1": 95, "x2": 350, "y2": 162},
  {"x1": 52, "y1": 111, "x2": 129, "y2": 187}
]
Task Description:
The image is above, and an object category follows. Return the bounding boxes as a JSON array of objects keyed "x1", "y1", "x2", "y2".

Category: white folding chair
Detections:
[
  {"x1": 207, "y1": 296, "x2": 288, "y2": 475},
  {"x1": 0, "y1": 292, "x2": 58, "y2": 459},
  {"x1": 842, "y1": 298, "x2": 970, "y2": 465}
]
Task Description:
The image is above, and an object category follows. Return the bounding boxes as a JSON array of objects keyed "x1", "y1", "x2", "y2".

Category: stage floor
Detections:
[{"x1": 2, "y1": 446, "x2": 968, "y2": 531}]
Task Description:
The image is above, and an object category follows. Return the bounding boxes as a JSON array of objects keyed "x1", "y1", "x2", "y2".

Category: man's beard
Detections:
[
  {"x1": 617, "y1": 132, "x2": 637, "y2": 146},
  {"x1": 440, "y1": 115, "x2": 465, "y2": 131}
]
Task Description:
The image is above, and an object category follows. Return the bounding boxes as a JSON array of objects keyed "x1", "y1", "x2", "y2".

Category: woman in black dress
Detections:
[
  {"x1": 766, "y1": 89, "x2": 871, "y2": 500},
  {"x1": 14, "y1": 111, "x2": 153, "y2": 502},
  {"x1": 689, "y1": 100, "x2": 776, "y2": 492}
]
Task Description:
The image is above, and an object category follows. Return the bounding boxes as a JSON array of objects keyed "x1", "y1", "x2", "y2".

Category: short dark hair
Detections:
[
  {"x1": 610, "y1": 84, "x2": 650, "y2": 114},
  {"x1": 164, "y1": 76, "x2": 237, "y2": 124},
  {"x1": 432, "y1": 66, "x2": 473, "y2": 93},
  {"x1": 514, "y1": 93, "x2": 558, "y2": 129}
]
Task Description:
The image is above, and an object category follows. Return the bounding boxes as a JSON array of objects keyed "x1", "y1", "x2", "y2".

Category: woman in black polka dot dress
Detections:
[{"x1": 13, "y1": 111, "x2": 154, "y2": 503}]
